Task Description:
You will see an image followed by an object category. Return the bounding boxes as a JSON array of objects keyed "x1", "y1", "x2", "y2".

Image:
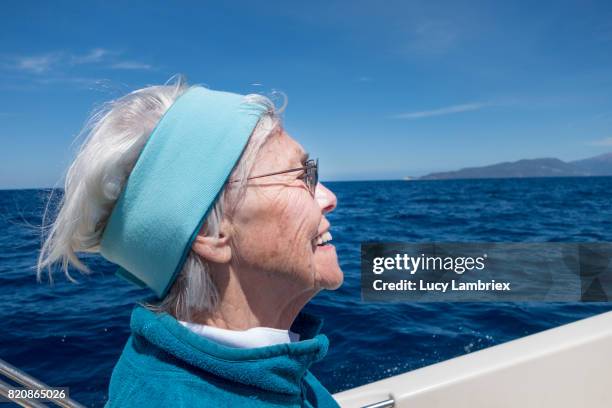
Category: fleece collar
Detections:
[{"x1": 130, "y1": 305, "x2": 329, "y2": 395}]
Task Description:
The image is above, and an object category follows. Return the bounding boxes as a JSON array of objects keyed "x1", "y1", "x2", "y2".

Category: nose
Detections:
[{"x1": 315, "y1": 182, "x2": 337, "y2": 214}]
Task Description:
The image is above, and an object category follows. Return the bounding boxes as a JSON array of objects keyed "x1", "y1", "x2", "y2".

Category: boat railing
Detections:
[
  {"x1": 360, "y1": 398, "x2": 395, "y2": 408},
  {"x1": 0, "y1": 357, "x2": 85, "y2": 408}
]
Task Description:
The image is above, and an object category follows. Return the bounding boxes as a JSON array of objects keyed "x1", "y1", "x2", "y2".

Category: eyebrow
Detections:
[{"x1": 300, "y1": 151, "x2": 310, "y2": 164}]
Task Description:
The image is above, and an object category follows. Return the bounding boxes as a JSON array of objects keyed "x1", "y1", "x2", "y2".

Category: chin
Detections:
[
  {"x1": 312, "y1": 243, "x2": 343, "y2": 289},
  {"x1": 315, "y1": 266, "x2": 344, "y2": 290},
  {"x1": 325, "y1": 273, "x2": 344, "y2": 290}
]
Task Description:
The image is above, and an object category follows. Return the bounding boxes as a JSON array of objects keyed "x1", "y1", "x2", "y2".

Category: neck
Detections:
[{"x1": 190, "y1": 264, "x2": 318, "y2": 330}]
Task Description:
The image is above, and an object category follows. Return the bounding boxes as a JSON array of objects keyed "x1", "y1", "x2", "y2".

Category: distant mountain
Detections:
[
  {"x1": 570, "y1": 152, "x2": 612, "y2": 176},
  {"x1": 419, "y1": 153, "x2": 612, "y2": 180}
]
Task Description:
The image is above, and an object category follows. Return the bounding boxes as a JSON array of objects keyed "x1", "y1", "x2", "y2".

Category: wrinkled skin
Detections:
[{"x1": 191, "y1": 130, "x2": 343, "y2": 329}]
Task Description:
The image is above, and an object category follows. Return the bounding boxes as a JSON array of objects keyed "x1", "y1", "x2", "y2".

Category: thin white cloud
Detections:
[
  {"x1": 392, "y1": 102, "x2": 487, "y2": 120},
  {"x1": 589, "y1": 137, "x2": 612, "y2": 146},
  {"x1": 409, "y1": 20, "x2": 458, "y2": 53},
  {"x1": 3, "y1": 49, "x2": 154, "y2": 74},
  {"x1": 110, "y1": 61, "x2": 153, "y2": 70},
  {"x1": 71, "y1": 48, "x2": 112, "y2": 64},
  {"x1": 14, "y1": 53, "x2": 60, "y2": 73},
  {"x1": 34, "y1": 76, "x2": 105, "y2": 86}
]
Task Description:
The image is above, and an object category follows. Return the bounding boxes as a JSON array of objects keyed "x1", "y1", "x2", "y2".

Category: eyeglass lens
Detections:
[{"x1": 308, "y1": 159, "x2": 318, "y2": 195}]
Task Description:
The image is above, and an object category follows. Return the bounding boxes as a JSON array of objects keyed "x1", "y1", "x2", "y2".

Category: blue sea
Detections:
[{"x1": 2, "y1": 178, "x2": 612, "y2": 407}]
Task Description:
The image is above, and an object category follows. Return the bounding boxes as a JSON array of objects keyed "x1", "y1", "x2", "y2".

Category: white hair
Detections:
[{"x1": 37, "y1": 76, "x2": 281, "y2": 321}]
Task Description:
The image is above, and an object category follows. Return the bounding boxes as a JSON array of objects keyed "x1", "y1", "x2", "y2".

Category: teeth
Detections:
[
  {"x1": 321, "y1": 231, "x2": 332, "y2": 243},
  {"x1": 314, "y1": 231, "x2": 333, "y2": 246}
]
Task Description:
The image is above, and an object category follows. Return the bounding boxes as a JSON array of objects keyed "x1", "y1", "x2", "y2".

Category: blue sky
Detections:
[{"x1": 1, "y1": 0, "x2": 612, "y2": 188}]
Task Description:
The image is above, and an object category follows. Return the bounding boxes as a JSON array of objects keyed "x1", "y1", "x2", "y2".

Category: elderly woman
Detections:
[{"x1": 37, "y1": 78, "x2": 343, "y2": 407}]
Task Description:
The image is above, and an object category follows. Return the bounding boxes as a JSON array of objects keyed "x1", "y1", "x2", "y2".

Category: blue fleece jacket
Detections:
[{"x1": 105, "y1": 305, "x2": 340, "y2": 407}]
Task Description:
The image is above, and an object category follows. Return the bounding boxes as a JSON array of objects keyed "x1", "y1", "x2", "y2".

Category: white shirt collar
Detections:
[{"x1": 179, "y1": 320, "x2": 301, "y2": 349}]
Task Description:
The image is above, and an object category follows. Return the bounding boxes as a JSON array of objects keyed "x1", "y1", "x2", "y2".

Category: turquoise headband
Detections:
[{"x1": 100, "y1": 86, "x2": 266, "y2": 298}]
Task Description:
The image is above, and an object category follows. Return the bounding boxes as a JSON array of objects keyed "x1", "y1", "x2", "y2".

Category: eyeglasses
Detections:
[{"x1": 229, "y1": 158, "x2": 319, "y2": 196}]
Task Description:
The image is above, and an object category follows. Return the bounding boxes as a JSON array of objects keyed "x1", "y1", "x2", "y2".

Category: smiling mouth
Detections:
[{"x1": 313, "y1": 231, "x2": 333, "y2": 247}]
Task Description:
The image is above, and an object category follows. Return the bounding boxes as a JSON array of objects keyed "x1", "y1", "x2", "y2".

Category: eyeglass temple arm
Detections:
[{"x1": 229, "y1": 165, "x2": 310, "y2": 183}]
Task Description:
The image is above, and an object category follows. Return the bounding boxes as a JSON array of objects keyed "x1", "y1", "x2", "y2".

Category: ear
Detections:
[{"x1": 191, "y1": 221, "x2": 232, "y2": 264}]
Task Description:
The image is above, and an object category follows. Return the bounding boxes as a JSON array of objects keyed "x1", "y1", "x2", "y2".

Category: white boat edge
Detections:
[{"x1": 333, "y1": 310, "x2": 612, "y2": 408}]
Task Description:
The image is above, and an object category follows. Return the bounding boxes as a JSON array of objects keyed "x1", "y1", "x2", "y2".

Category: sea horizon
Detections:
[{"x1": 4, "y1": 174, "x2": 612, "y2": 191}]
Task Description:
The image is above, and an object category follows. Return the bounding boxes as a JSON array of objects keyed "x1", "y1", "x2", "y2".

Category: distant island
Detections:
[{"x1": 419, "y1": 152, "x2": 612, "y2": 180}]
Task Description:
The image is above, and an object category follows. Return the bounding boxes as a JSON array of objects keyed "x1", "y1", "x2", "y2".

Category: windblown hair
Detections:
[{"x1": 37, "y1": 76, "x2": 281, "y2": 321}]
